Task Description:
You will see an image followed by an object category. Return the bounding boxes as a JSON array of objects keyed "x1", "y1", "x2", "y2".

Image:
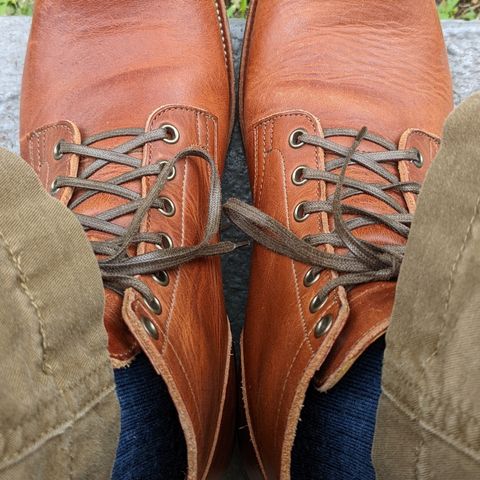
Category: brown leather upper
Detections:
[
  {"x1": 239, "y1": 0, "x2": 453, "y2": 478},
  {"x1": 20, "y1": 1, "x2": 235, "y2": 478}
]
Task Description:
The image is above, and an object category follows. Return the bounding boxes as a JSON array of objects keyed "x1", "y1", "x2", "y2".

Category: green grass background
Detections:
[{"x1": 0, "y1": 0, "x2": 479, "y2": 19}]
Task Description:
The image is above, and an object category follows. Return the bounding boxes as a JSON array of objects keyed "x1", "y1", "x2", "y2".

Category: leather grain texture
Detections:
[
  {"x1": 19, "y1": 1, "x2": 236, "y2": 478},
  {"x1": 239, "y1": 1, "x2": 454, "y2": 478}
]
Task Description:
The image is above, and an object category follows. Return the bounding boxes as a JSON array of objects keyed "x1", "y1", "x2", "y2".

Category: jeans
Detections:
[
  {"x1": 113, "y1": 340, "x2": 384, "y2": 479},
  {"x1": 112, "y1": 354, "x2": 187, "y2": 480}
]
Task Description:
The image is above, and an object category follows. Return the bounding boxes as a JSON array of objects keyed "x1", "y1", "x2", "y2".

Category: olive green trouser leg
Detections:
[
  {"x1": 373, "y1": 93, "x2": 480, "y2": 479},
  {"x1": 0, "y1": 148, "x2": 119, "y2": 479}
]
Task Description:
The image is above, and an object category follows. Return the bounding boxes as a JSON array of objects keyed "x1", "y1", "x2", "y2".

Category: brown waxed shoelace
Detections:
[
  {"x1": 54, "y1": 127, "x2": 236, "y2": 307},
  {"x1": 224, "y1": 127, "x2": 424, "y2": 305}
]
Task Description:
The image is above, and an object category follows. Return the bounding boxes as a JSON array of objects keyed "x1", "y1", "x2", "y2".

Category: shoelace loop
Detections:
[
  {"x1": 54, "y1": 127, "x2": 236, "y2": 309},
  {"x1": 224, "y1": 127, "x2": 423, "y2": 307}
]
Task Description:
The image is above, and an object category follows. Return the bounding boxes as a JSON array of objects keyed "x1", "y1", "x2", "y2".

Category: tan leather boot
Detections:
[
  {"x1": 225, "y1": 1, "x2": 453, "y2": 478},
  {"x1": 20, "y1": 1, "x2": 235, "y2": 478}
]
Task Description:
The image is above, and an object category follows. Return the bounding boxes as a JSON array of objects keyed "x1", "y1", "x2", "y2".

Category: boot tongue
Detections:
[
  {"x1": 72, "y1": 124, "x2": 151, "y2": 367},
  {"x1": 324, "y1": 132, "x2": 408, "y2": 248},
  {"x1": 72, "y1": 131, "x2": 146, "y2": 243},
  {"x1": 313, "y1": 131, "x2": 408, "y2": 390}
]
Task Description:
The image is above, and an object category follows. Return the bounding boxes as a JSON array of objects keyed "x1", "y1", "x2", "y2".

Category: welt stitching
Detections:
[
  {"x1": 206, "y1": 116, "x2": 211, "y2": 152},
  {"x1": 213, "y1": 0, "x2": 228, "y2": 69},
  {"x1": 195, "y1": 112, "x2": 201, "y2": 148},
  {"x1": 269, "y1": 119, "x2": 274, "y2": 150},
  {"x1": 253, "y1": 127, "x2": 259, "y2": 195},
  {"x1": 0, "y1": 229, "x2": 51, "y2": 373},
  {"x1": 256, "y1": 123, "x2": 267, "y2": 204},
  {"x1": 243, "y1": 0, "x2": 258, "y2": 77}
]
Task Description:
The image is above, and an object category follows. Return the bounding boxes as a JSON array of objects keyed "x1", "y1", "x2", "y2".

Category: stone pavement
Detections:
[{"x1": 1, "y1": 17, "x2": 479, "y2": 480}]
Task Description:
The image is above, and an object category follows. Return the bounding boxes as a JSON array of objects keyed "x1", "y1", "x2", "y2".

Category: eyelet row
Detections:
[
  {"x1": 140, "y1": 123, "x2": 179, "y2": 333},
  {"x1": 140, "y1": 232, "x2": 174, "y2": 338},
  {"x1": 290, "y1": 130, "x2": 309, "y2": 222},
  {"x1": 152, "y1": 233, "x2": 173, "y2": 288}
]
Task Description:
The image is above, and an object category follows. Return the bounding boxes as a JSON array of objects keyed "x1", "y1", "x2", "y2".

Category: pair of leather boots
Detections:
[{"x1": 20, "y1": 1, "x2": 453, "y2": 478}]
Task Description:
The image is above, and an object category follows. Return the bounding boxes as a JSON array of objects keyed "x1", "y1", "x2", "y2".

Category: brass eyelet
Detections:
[
  {"x1": 155, "y1": 233, "x2": 173, "y2": 250},
  {"x1": 292, "y1": 166, "x2": 308, "y2": 186},
  {"x1": 141, "y1": 316, "x2": 159, "y2": 340},
  {"x1": 412, "y1": 148, "x2": 424, "y2": 168},
  {"x1": 53, "y1": 139, "x2": 65, "y2": 160},
  {"x1": 304, "y1": 268, "x2": 321, "y2": 287},
  {"x1": 294, "y1": 202, "x2": 310, "y2": 222},
  {"x1": 158, "y1": 197, "x2": 176, "y2": 217},
  {"x1": 310, "y1": 294, "x2": 327, "y2": 314},
  {"x1": 159, "y1": 161, "x2": 176, "y2": 180},
  {"x1": 161, "y1": 124, "x2": 180, "y2": 144},
  {"x1": 152, "y1": 270, "x2": 170, "y2": 287},
  {"x1": 144, "y1": 295, "x2": 162, "y2": 315},
  {"x1": 289, "y1": 129, "x2": 307, "y2": 149},
  {"x1": 314, "y1": 314, "x2": 334, "y2": 338},
  {"x1": 50, "y1": 179, "x2": 60, "y2": 195}
]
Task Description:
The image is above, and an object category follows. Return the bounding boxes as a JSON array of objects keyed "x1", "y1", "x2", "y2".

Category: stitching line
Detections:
[
  {"x1": 132, "y1": 299, "x2": 202, "y2": 428},
  {"x1": 0, "y1": 230, "x2": 51, "y2": 373},
  {"x1": 213, "y1": 0, "x2": 228, "y2": 69},
  {"x1": 0, "y1": 360, "x2": 112, "y2": 438},
  {"x1": 383, "y1": 386, "x2": 480, "y2": 464},
  {"x1": 275, "y1": 147, "x2": 313, "y2": 354},
  {"x1": 0, "y1": 386, "x2": 115, "y2": 470}
]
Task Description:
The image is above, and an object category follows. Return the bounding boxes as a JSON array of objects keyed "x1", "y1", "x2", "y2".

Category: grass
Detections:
[
  {"x1": 0, "y1": 0, "x2": 32, "y2": 15},
  {"x1": 437, "y1": 0, "x2": 480, "y2": 19},
  {"x1": 0, "y1": 0, "x2": 479, "y2": 19}
]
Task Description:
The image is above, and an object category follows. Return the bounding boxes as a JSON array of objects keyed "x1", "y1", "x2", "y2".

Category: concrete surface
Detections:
[{"x1": 1, "y1": 17, "x2": 479, "y2": 480}]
